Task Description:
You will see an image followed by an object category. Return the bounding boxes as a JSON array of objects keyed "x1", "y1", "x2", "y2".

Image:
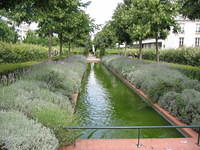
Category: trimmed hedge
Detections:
[
  {"x1": 103, "y1": 55, "x2": 200, "y2": 126},
  {"x1": 170, "y1": 63, "x2": 200, "y2": 81},
  {"x1": 0, "y1": 41, "x2": 48, "y2": 63},
  {"x1": 114, "y1": 47, "x2": 200, "y2": 66}
]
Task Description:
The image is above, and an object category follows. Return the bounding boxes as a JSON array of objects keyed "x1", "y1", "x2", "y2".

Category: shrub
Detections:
[
  {"x1": 0, "y1": 111, "x2": 58, "y2": 150},
  {"x1": 25, "y1": 60, "x2": 86, "y2": 96},
  {"x1": 0, "y1": 81, "x2": 79, "y2": 146},
  {"x1": 0, "y1": 56, "x2": 87, "y2": 146},
  {"x1": 170, "y1": 63, "x2": 200, "y2": 81},
  {"x1": 106, "y1": 47, "x2": 200, "y2": 66},
  {"x1": 0, "y1": 41, "x2": 48, "y2": 63},
  {"x1": 103, "y1": 55, "x2": 200, "y2": 126},
  {"x1": 0, "y1": 80, "x2": 72, "y2": 114},
  {"x1": 159, "y1": 89, "x2": 200, "y2": 125},
  {"x1": 136, "y1": 48, "x2": 200, "y2": 66},
  {"x1": 33, "y1": 106, "x2": 78, "y2": 146}
]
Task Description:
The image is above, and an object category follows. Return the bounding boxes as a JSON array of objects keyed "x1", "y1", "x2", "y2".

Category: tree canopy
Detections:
[
  {"x1": 94, "y1": 22, "x2": 117, "y2": 49},
  {"x1": 179, "y1": 0, "x2": 200, "y2": 20},
  {"x1": 0, "y1": 0, "x2": 94, "y2": 57},
  {"x1": 0, "y1": 18, "x2": 18, "y2": 43},
  {"x1": 94, "y1": 0, "x2": 179, "y2": 62}
]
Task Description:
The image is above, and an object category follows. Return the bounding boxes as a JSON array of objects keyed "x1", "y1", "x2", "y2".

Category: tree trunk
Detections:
[
  {"x1": 139, "y1": 39, "x2": 143, "y2": 60},
  {"x1": 68, "y1": 41, "x2": 71, "y2": 54},
  {"x1": 48, "y1": 31, "x2": 52, "y2": 58},
  {"x1": 124, "y1": 42, "x2": 127, "y2": 56},
  {"x1": 59, "y1": 33, "x2": 63, "y2": 56},
  {"x1": 155, "y1": 35, "x2": 159, "y2": 62}
]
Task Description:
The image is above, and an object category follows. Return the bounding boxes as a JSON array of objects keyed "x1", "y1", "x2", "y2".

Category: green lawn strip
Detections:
[
  {"x1": 0, "y1": 61, "x2": 41, "y2": 74},
  {"x1": 0, "y1": 55, "x2": 69, "y2": 74}
]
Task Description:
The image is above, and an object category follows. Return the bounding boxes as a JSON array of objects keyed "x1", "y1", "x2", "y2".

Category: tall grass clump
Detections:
[
  {"x1": 0, "y1": 111, "x2": 58, "y2": 150},
  {"x1": 0, "y1": 55, "x2": 87, "y2": 147},
  {"x1": 103, "y1": 55, "x2": 200, "y2": 125}
]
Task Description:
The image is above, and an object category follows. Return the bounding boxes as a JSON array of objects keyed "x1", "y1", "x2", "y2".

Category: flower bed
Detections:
[{"x1": 0, "y1": 55, "x2": 86, "y2": 149}]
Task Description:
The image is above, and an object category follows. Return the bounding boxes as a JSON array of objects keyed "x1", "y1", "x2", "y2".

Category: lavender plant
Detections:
[
  {"x1": 0, "y1": 111, "x2": 58, "y2": 150},
  {"x1": 0, "y1": 55, "x2": 87, "y2": 147},
  {"x1": 103, "y1": 55, "x2": 200, "y2": 125}
]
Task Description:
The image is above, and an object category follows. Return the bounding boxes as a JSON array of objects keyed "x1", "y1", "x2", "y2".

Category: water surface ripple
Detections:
[{"x1": 77, "y1": 63, "x2": 183, "y2": 139}]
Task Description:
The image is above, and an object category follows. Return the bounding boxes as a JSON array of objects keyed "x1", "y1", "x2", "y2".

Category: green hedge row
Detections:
[
  {"x1": 0, "y1": 41, "x2": 48, "y2": 63},
  {"x1": 170, "y1": 64, "x2": 200, "y2": 81},
  {"x1": 122, "y1": 47, "x2": 200, "y2": 66}
]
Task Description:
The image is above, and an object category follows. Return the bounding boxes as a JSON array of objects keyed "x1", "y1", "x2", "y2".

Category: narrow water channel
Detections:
[{"x1": 76, "y1": 63, "x2": 183, "y2": 139}]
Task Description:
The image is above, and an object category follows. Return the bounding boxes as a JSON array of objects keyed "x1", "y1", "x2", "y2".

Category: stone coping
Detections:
[{"x1": 105, "y1": 65, "x2": 198, "y2": 138}]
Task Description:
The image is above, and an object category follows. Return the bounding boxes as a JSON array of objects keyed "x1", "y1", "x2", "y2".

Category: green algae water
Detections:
[{"x1": 76, "y1": 63, "x2": 183, "y2": 139}]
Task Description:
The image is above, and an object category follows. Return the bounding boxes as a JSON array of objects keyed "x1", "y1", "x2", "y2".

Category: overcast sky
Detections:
[
  {"x1": 30, "y1": 0, "x2": 123, "y2": 32},
  {"x1": 82, "y1": 0, "x2": 123, "y2": 26}
]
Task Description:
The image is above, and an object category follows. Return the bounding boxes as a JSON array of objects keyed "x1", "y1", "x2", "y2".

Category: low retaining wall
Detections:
[
  {"x1": 71, "y1": 93, "x2": 79, "y2": 113},
  {"x1": 103, "y1": 63, "x2": 198, "y2": 138}
]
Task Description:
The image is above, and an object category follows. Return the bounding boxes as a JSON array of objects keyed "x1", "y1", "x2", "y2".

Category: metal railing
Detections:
[{"x1": 64, "y1": 125, "x2": 200, "y2": 147}]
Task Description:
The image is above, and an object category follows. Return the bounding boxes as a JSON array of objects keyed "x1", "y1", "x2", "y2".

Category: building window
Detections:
[
  {"x1": 179, "y1": 37, "x2": 184, "y2": 47},
  {"x1": 195, "y1": 37, "x2": 200, "y2": 46},
  {"x1": 196, "y1": 24, "x2": 200, "y2": 33},
  {"x1": 180, "y1": 23, "x2": 185, "y2": 33}
]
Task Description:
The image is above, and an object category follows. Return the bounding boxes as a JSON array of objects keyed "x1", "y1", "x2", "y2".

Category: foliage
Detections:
[
  {"x1": 94, "y1": 22, "x2": 118, "y2": 49},
  {"x1": 108, "y1": 48, "x2": 200, "y2": 67},
  {"x1": 147, "y1": 0, "x2": 179, "y2": 62},
  {"x1": 0, "y1": 56, "x2": 87, "y2": 146},
  {"x1": 0, "y1": 111, "x2": 58, "y2": 150},
  {"x1": 124, "y1": 0, "x2": 152, "y2": 59},
  {"x1": 105, "y1": 48, "x2": 124, "y2": 55},
  {"x1": 0, "y1": 61, "x2": 40, "y2": 74},
  {"x1": 111, "y1": 3, "x2": 132, "y2": 46},
  {"x1": 0, "y1": 41, "x2": 48, "y2": 63},
  {"x1": 158, "y1": 89, "x2": 200, "y2": 125},
  {"x1": 179, "y1": 0, "x2": 200, "y2": 20},
  {"x1": 169, "y1": 63, "x2": 200, "y2": 81},
  {"x1": 1, "y1": 0, "x2": 93, "y2": 57},
  {"x1": 96, "y1": 0, "x2": 179, "y2": 62},
  {"x1": 37, "y1": 0, "x2": 93, "y2": 56},
  {"x1": 103, "y1": 55, "x2": 200, "y2": 125},
  {"x1": 137, "y1": 48, "x2": 200, "y2": 66},
  {"x1": 23, "y1": 30, "x2": 58, "y2": 46},
  {"x1": 0, "y1": 18, "x2": 18, "y2": 43}
]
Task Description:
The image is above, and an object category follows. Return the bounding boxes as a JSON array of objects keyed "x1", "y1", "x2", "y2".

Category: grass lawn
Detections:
[{"x1": 0, "y1": 61, "x2": 41, "y2": 74}]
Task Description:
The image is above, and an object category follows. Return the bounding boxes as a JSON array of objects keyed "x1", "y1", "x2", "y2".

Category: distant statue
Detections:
[{"x1": 92, "y1": 45, "x2": 95, "y2": 56}]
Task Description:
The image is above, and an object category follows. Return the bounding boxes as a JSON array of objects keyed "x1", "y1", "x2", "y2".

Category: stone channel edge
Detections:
[{"x1": 102, "y1": 63, "x2": 198, "y2": 139}]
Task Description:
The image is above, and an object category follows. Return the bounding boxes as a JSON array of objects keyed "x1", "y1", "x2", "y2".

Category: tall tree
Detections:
[
  {"x1": 148, "y1": 0, "x2": 179, "y2": 62},
  {"x1": 59, "y1": 10, "x2": 93, "y2": 54},
  {"x1": 94, "y1": 22, "x2": 118, "y2": 50},
  {"x1": 125, "y1": 0, "x2": 151, "y2": 60},
  {"x1": 0, "y1": 18, "x2": 18, "y2": 43},
  {"x1": 112, "y1": 3, "x2": 132, "y2": 56},
  {"x1": 179, "y1": 0, "x2": 200, "y2": 20}
]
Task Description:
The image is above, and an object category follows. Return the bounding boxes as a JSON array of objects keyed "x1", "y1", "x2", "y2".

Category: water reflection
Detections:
[{"x1": 77, "y1": 63, "x2": 183, "y2": 139}]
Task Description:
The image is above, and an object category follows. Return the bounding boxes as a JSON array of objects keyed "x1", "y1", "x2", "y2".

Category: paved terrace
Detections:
[
  {"x1": 87, "y1": 56, "x2": 101, "y2": 63},
  {"x1": 61, "y1": 138, "x2": 199, "y2": 150}
]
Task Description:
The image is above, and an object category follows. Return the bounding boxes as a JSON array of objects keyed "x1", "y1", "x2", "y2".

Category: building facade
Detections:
[{"x1": 135, "y1": 16, "x2": 200, "y2": 49}]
